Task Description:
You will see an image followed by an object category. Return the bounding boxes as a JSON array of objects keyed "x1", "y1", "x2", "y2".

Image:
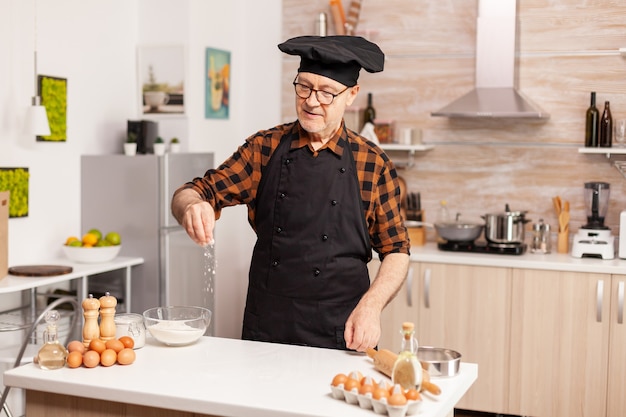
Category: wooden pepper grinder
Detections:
[
  {"x1": 99, "y1": 292, "x2": 117, "y2": 342},
  {"x1": 82, "y1": 294, "x2": 100, "y2": 348}
]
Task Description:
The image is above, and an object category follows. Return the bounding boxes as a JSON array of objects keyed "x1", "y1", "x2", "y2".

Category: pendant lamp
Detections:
[{"x1": 25, "y1": 0, "x2": 50, "y2": 137}]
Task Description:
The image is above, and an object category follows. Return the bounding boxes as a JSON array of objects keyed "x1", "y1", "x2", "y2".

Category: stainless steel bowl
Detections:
[{"x1": 417, "y1": 346, "x2": 461, "y2": 377}]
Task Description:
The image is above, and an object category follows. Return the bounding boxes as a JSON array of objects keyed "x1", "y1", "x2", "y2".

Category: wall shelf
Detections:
[
  {"x1": 379, "y1": 143, "x2": 434, "y2": 168},
  {"x1": 578, "y1": 147, "x2": 626, "y2": 178},
  {"x1": 578, "y1": 147, "x2": 626, "y2": 158}
]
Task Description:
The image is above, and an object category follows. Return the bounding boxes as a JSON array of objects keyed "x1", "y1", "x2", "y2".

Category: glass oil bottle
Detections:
[
  {"x1": 391, "y1": 321, "x2": 422, "y2": 390},
  {"x1": 37, "y1": 310, "x2": 68, "y2": 370}
]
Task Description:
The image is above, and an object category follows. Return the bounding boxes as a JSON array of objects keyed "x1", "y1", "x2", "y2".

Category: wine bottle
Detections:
[
  {"x1": 585, "y1": 92, "x2": 600, "y2": 147},
  {"x1": 599, "y1": 101, "x2": 613, "y2": 148},
  {"x1": 363, "y1": 93, "x2": 376, "y2": 125}
]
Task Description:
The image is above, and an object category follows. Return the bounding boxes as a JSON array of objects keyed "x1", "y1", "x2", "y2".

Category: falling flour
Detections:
[{"x1": 203, "y1": 243, "x2": 216, "y2": 331}]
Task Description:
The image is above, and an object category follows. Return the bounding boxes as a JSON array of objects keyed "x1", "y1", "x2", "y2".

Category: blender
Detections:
[{"x1": 571, "y1": 182, "x2": 615, "y2": 259}]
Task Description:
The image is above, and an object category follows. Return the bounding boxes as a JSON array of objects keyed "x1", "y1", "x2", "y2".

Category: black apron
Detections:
[{"x1": 242, "y1": 130, "x2": 371, "y2": 349}]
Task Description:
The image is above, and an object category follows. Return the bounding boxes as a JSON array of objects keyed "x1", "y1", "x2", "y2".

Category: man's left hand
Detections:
[{"x1": 344, "y1": 304, "x2": 381, "y2": 352}]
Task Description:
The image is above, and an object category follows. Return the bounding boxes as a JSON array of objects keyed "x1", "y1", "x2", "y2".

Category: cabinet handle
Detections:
[
  {"x1": 423, "y1": 268, "x2": 431, "y2": 309},
  {"x1": 618, "y1": 281, "x2": 624, "y2": 325},
  {"x1": 596, "y1": 280, "x2": 604, "y2": 322},
  {"x1": 406, "y1": 267, "x2": 414, "y2": 307}
]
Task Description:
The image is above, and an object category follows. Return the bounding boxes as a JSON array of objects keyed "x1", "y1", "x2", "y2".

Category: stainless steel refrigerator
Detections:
[{"x1": 80, "y1": 153, "x2": 215, "y2": 333}]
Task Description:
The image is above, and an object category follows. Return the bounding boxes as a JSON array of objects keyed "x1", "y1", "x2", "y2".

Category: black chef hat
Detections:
[{"x1": 278, "y1": 35, "x2": 385, "y2": 87}]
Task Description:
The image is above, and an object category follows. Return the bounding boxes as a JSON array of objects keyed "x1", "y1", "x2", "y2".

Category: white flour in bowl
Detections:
[{"x1": 147, "y1": 321, "x2": 205, "y2": 346}]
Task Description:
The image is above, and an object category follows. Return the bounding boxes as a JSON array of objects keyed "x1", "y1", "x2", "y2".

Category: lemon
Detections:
[
  {"x1": 82, "y1": 233, "x2": 99, "y2": 246},
  {"x1": 65, "y1": 236, "x2": 79, "y2": 245},
  {"x1": 105, "y1": 232, "x2": 121, "y2": 246},
  {"x1": 87, "y1": 228, "x2": 103, "y2": 241},
  {"x1": 68, "y1": 240, "x2": 83, "y2": 247}
]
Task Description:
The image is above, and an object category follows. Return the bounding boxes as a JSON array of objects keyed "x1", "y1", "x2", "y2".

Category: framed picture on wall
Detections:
[
  {"x1": 0, "y1": 167, "x2": 29, "y2": 217},
  {"x1": 205, "y1": 47, "x2": 230, "y2": 119},
  {"x1": 137, "y1": 45, "x2": 186, "y2": 117},
  {"x1": 38, "y1": 75, "x2": 67, "y2": 142}
]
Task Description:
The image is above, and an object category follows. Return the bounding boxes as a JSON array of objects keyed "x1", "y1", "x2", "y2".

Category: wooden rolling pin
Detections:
[{"x1": 366, "y1": 348, "x2": 441, "y2": 395}]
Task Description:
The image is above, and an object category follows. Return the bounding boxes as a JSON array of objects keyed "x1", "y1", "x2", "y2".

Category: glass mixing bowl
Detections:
[{"x1": 143, "y1": 306, "x2": 211, "y2": 346}]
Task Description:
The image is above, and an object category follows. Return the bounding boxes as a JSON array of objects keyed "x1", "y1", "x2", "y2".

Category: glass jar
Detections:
[{"x1": 114, "y1": 313, "x2": 146, "y2": 349}]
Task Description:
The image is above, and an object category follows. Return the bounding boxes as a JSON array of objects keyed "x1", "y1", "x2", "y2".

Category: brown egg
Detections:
[
  {"x1": 89, "y1": 339, "x2": 106, "y2": 354},
  {"x1": 67, "y1": 340, "x2": 85, "y2": 354},
  {"x1": 387, "y1": 384, "x2": 408, "y2": 406},
  {"x1": 373, "y1": 386, "x2": 390, "y2": 400},
  {"x1": 118, "y1": 336, "x2": 135, "y2": 349},
  {"x1": 117, "y1": 348, "x2": 136, "y2": 365},
  {"x1": 100, "y1": 348, "x2": 117, "y2": 367},
  {"x1": 350, "y1": 370, "x2": 363, "y2": 381},
  {"x1": 66, "y1": 351, "x2": 83, "y2": 368},
  {"x1": 83, "y1": 350, "x2": 100, "y2": 368},
  {"x1": 331, "y1": 373, "x2": 347, "y2": 387},
  {"x1": 404, "y1": 388, "x2": 421, "y2": 401},
  {"x1": 105, "y1": 339, "x2": 124, "y2": 353},
  {"x1": 358, "y1": 376, "x2": 376, "y2": 395},
  {"x1": 343, "y1": 376, "x2": 360, "y2": 392}
]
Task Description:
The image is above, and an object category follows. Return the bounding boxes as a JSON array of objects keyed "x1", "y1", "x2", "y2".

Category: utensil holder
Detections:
[
  {"x1": 406, "y1": 213, "x2": 426, "y2": 246},
  {"x1": 406, "y1": 209, "x2": 423, "y2": 221},
  {"x1": 408, "y1": 227, "x2": 426, "y2": 246},
  {"x1": 557, "y1": 232, "x2": 569, "y2": 254}
]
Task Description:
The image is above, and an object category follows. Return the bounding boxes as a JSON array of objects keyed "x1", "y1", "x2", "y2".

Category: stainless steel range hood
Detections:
[{"x1": 432, "y1": 0, "x2": 549, "y2": 119}]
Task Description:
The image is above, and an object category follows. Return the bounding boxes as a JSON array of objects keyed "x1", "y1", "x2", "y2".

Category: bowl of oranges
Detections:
[{"x1": 62, "y1": 228, "x2": 122, "y2": 263}]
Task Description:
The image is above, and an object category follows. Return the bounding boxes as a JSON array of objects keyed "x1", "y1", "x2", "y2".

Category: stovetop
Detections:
[{"x1": 438, "y1": 240, "x2": 527, "y2": 255}]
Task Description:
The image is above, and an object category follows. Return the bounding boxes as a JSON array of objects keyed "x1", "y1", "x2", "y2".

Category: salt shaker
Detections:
[
  {"x1": 531, "y1": 219, "x2": 551, "y2": 254},
  {"x1": 82, "y1": 294, "x2": 100, "y2": 348},
  {"x1": 99, "y1": 292, "x2": 117, "y2": 341}
]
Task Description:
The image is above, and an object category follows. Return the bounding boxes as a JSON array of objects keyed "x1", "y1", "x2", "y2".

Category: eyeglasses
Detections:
[{"x1": 292, "y1": 76, "x2": 350, "y2": 105}]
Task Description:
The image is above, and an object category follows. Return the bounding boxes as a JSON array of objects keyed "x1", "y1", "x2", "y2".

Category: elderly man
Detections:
[{"x1": 171, "y1": 35, "x2": 409, "y2": 352}]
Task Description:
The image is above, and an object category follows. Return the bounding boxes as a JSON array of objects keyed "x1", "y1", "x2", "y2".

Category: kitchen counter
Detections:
[
  {"x1": 410, "y1": 242, "x2": 626, "y2": 274},
  {"x1": 4, "y1": 336, "x2": 477, "y2": 417}
]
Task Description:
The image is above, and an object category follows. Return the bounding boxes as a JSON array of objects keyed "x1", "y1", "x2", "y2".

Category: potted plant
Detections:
[
  {"x1": 153, "y1": 136, "x2": 166, "y2": 156},
  {"x1": 169, "y1": 137, "x2": 181, "y2": 153},
  {"x1": 124, "y1": 132, "x2": 137, "y2": 156},
  {"x1": 143, "y1": 65, "x2": 169, "y2": 111}
]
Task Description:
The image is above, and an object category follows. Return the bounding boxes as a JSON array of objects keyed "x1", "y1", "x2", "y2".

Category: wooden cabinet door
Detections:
[
  {"x1": 509, "y1": 269, "x2": 610, "y2": 417},
  {"x1": 607, "y1": 275, "x2": 626, "y2": 417},
  {"x1": 417, "y1": 263, "x2": 511, "y2": 412},
  {"x1": 377, "y1": 261, "x2": 419, "y2": 351}
]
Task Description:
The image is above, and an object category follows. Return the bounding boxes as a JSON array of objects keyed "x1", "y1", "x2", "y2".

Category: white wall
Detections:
[
  {"x1": 183, "y1": 0, "x2": 283, "y2": 338},
  {"x1": 0, "y1": 0, "x2": 282, "y2": 339}
]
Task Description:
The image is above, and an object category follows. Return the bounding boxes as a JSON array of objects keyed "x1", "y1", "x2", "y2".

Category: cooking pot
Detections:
[
  {"x1": 482, "y1": 206, "x2": 531, "y2": 244},
  {"x1": 410, "y1": 219, "x2": 484, "y2": 243}
]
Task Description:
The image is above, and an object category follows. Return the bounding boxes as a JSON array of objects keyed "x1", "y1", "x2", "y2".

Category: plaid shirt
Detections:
[{"x1": 178, "y1": 121, "x2": 409, "y2": 259}]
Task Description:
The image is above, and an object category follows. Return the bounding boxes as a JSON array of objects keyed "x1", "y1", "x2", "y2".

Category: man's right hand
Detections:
[{"x1": 172, "y1": 189, "x2": 216, "y2": 247}]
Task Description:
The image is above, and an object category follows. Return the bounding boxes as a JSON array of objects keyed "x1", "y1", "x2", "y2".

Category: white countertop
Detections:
[
  {"x1": 4, "y1": 336, "x2": 477, "y2": 417},
  {"x1": 410, "y1": 243, "x2": 626, "y2": 274}
]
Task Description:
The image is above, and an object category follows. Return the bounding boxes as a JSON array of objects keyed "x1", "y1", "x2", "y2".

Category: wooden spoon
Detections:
[
  {"x1": 559, "y1": 211, "x2": 570, "y2": 233},
  {"x1": 552, "y1": 196, "x2": 562, "y2": 216}
]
